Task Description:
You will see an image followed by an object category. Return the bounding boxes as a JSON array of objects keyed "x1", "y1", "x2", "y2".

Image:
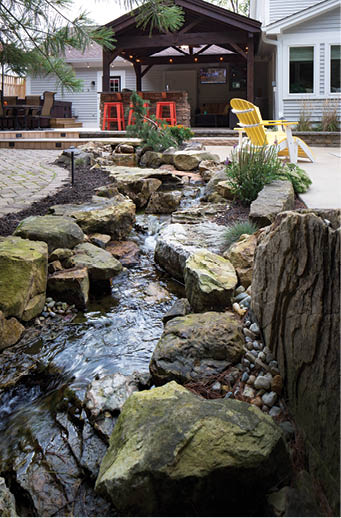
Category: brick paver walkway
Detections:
[{"x1": 0, "y1": 150, "x2": 69, "y2": 217}]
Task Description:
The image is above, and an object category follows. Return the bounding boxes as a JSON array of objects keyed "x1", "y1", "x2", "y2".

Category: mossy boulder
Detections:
[
  {"x1": 0, "y1": 236, "x2": 48, "y2": 320},
  {"x1": 150, "y1": 312, "x2": 244, "y2": 384},
  {"x1": 95, "y1": 382, "x2": 290, "y2": 517},
  {"x1": 184, "y1": 250, "x2": 238, "y2": 312},
  {"x1": 13, "y1": 215, "x2": 84, "y2": 253},
  {"x1": 67, "y1": 243, "x2": 122, "y2": 281}
]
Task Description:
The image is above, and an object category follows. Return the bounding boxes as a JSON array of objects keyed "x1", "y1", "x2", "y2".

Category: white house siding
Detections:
[
  {"x1": 283, "y1": 6, "x2": 341, "y2": 33},
  {"x1": 283, "y1": 98, "x2": 341, "y2": 122},
  {"x1": 269, "y1": 0, "x2": 323, "y2": 23}
]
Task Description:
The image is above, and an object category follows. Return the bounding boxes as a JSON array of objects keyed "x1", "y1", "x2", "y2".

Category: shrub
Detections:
[
  {"x1": 168, "y1": 124, "x2": 194, "y2": 146},
  {"x1": 320, "y1": 100, "x2": 339, "y2": 132},
  {"x1": 275, "y1": 162, "x2": 312, "y2": 193},
  {"x1": 224, "y1": 220, "x2": 258, "y2": 247},
  {"x1": 226, "y1": 144, "x2": 282, "y2": 204},
  {"x1": 296, "y1": 101, "x2": 313, "y2": 131}
]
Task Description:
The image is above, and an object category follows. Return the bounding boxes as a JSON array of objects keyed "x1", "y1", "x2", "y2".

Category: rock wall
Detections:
[{"x1": 251, "y1": 209, "x2": 340, "y2": 515}]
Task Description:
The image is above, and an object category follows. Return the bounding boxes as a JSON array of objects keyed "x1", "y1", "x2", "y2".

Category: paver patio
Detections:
[{"x1": 0, "y1": 150, "x2": 69, "y2": 217}]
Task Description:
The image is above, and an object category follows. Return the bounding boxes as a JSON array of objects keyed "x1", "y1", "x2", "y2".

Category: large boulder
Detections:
[
  {"x1": 171, "y1": 203, "x2": 227, "y2": 225},
  {"x1": 95, "y1": 382, "x2": 290, "y2": 517},
  {"x1": 150, "y1": 312, "x2": 244, "y2": 384},
  {"x1": 224, "y1": 232, "x2": 258, "y2": 288},
  {"x1": 139, "y1": 150, "x2": 163, "y2": 169},
  {"x1": 0, "y1": 310, "x2": 25, "y2": 350},
  {"x1": 67, "y1": 243, "x2": 122, "y2": 281},
  {"x1": 47, "y1": 267, "x2": 89, "y2": 308},
  {"x1": 163, "y1": 150, "x2": 220, "y2": 171},
  {"x1": 13, "y1": 215, "x2": 84, "y2": 253},
  {"x1": 249, "y1": 180, "x2": 295, "y2": 227},
  {"x1": 50, "y1": 195, "x2": 136, "y2": 240},
  {"x1": 145, "y1": 191, "x2": 182, "y2": 214},
  {"x1": 154, "y1": 222, "x2": 227, "y2": 281},
  {"x1": 251, "y1": 209, "x2": 340, "y2": 514},
  {"x1": 184, "y1": 250, "x2": 237, "y2": 312},
  {"x1": 0, "y1": 236, "x2": 48, "y2": 321}
]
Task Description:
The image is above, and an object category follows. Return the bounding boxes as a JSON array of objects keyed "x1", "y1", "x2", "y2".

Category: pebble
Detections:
[
  {"x1": 266, "y1": 352, "x2": 274, "y2": 363},
  {"x1": 249, "y1": 323, "x2": 260, "y2": 335},
  {"x1": 262, "y1": 405, "x2": 269, "y2": 413},
  {"x1": 49, "y1": 311, "x2": 56, "y2": 318},
  {"x1": 269, "y1": 406, "x2": 281, "y2": 417},
  {"x1": 42, "y1": 311, "x2": 49, "y2": 318},
  {"x1": 258, "y1": 351, "x2": 266, "y2": 362},
  {"x1": 235, "y1": 285, "x2": 245, "y2": 295},
  {"x1": 254, "y1": 375, "x2": 271, "y2": 390},
  {"x1": 247, "y1": 375, "x2": 256, "y2": 385},
  {"x1": 269, "y1": 360, "x2": 278, "y2": 369},
  {"x1": 46, "y1": 300, "x2": 55, "y2": 308},
  {"x1": 244, "y1": 320, "x2": 251, "y2": 327},
  {"x1": 252, "y1": 341, "x2": 261, "y2": 350},
  {"x1": 225, "y1": 391, "x2": 233, "y2": 399},
  {"x1": 242, "y1": 386, "x2": 255, "y2": 399},
  {"x1": 271, "y1": 374, "x2": 283, "y2": 395},
  {"x1": 241, "y1": 372, "x2": 249, "y2": 383},
  {"x1": 251, "y1": 396, "x2": 262, "y2": 408},
  {"x1": 251, "y1": 349, "x2": 258, "y2": 358},
  {"x1": 250, "y1": 363, "x2": 255, "y2": 369},
  {"x1": 262, "y1": 391, "x2": 278, "y2": 408},
  {"x1": 235, "y1": 292, "x2": 249, "y2": 303},
  {"x1": 256, "y1": 389, "x2": 265, "y2": 396},
  {"x1": 232, "y1": 302, "x2": 246, "y2": 316},
  {"x1": 246, "y1": 342, "x2": 253, "y2": 351},
  {"x1": 211, "y1": 381, "x2": 221, "y2": 391},
  {"x1": 241, "y1": 298, "x2": 250, "y2": 308},
  {"x1": 46, "y1": 297, "x2": 53, "y2": 303},
  {"x1": 242, "y1": 358, "x2": 250, "y2": 367},
  {"x1": 245, "y1": 336, "x2": 252, "y2": 343},
  {"x1": 243, "y1": 328, "x2": 257, "y2": 340}
]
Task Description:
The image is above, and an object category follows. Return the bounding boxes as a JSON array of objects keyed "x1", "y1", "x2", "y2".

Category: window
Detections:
[
  {"x1": 330, "y1": 45, "x2": 341, "y2": 93},
  {"x1": 289, "y1": 47, "x2": 314, "y2": 94},
  {"x1": 109, "y1": 76, "x2": 121, "y2": 92}
]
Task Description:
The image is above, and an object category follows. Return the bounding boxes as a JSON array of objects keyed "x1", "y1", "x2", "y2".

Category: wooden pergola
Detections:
[{"x1": 102, "y1": 0, "x2": 261, "y2": 102}]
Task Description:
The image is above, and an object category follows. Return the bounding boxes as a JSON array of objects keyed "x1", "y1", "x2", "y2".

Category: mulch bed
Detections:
[{"x1": 0, "y1": 167, "x2": 113, "y2": 237}]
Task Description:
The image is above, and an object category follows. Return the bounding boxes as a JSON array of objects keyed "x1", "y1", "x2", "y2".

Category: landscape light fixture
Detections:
[{"x1": 65, "y1": 145, "x2": 76, "y2": 186}]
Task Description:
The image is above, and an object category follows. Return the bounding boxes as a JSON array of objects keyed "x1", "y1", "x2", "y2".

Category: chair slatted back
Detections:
[
  {"x1": 230, "y1": 98, "x2": 268, "y2": 146},
  {"x1": 41, "y1": 91, "x2": 55, "y2": 116},
  {"x1": 25, "y1": 95, "x2": 41, "y2": 105}
]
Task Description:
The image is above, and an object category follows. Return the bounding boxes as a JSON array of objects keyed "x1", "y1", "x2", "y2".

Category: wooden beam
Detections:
[
  {"x1": 134, "y1": 63, "x2": 142, "y2": 91},
  {"x1": 229, "y1": 42, "x2": 247, "y2": 60},
  {"x1": 178, "y1": 17, "x2": 203, "y2": 34},
  {"x1": 194, "y1": 44, "x2": 212, "y2": 56},
  {"x1": 117, "y1": 31, "x2": 246, "y2": 49},
  {"x1": 171, "y1": 45, "x2": 188, "y2": 55},
  {"x1": 141, "y1": 65, "x2": 153, "y2": 78},
  {"x1": 129, "y1": 53, "x2": 243, "y2": 65},
  {"x1": 247, "y1": 34, "x2": 254, "y2": 103},
  {"x1": 102, "y1": 49, "x2": 119, "y2": 91}
]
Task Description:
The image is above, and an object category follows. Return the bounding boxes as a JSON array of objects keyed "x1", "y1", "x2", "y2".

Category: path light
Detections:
[{"x1": 65, "y1": 145, "x2": 76, "y2": 186}]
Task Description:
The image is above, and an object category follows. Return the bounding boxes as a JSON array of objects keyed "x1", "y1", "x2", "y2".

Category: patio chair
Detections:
[
  {"x1": 230, "y1": 98, "x2": 314, "y2": 164},
  {"x1": 30, "y1": 91, "x2": 55, "y2": 128}
]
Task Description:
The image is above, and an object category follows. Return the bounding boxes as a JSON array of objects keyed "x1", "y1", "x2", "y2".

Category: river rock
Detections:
[
  {"x1": 106, "y1": 240, "x2": 140, "y2": 267},
  {"x1": 251, "y1": 209, "x2": 340, "y2": 514},
  {"x1": 67, "y1": 243, "x2": 122, "y2": 281},
  {"x1": 13, "y1": 215, "x2": 85, "y2": 253},
  {"x1": 0, "y1": 477, "x2": 17, "y2": 517},
  {"x1": 140, "y1": 150, "x2": 163, "y2": 169},
  {"x1": 95, "y1": 381, "x2": 290, "y2": 517},
  {"x1": 0, "y1": 236, "x2": 47, "y2": 321},
  {"x1": 0, "y1": 311, "x2": 25, "y2": 351},
  {"x1": 50, "y1": 195, "x2": 136, "y2": 240},
  {"x1": 249, "y1": 180, "x2": 295, "y2": 227},
  {"x1": 47, "y1": 267, "x2": 89, "y2": 308},
  {"x1": 224, "y1": 232, "x2": 258, "y2": 288},
  {"x1": 150, "y1": 312, "x2": 244, "y2": 384},
  {"x1": 145, "y1": 191, "x2": 182, "y2": 214},
  {"x1": 84, "y1": 373, "x2": 139, "y2": 419},
  {"x1": 162, "y1": 298, "x2": 191, "y2": 324},
  {"x1": 154, "y1": 222, "x2": 227, "y2": 281},
  {"x1": 184, "y1": 250, "x2": 237, "y2": 312}
]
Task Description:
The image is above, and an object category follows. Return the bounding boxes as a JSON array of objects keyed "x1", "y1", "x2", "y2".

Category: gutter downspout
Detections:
[{"x1": 261, "y1": 32, "x2": 282, "y2": 120}]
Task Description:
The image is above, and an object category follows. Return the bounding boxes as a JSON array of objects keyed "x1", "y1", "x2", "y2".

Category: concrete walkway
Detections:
[
  {"x1": 0, "y1": 150, "x2": 69, "y2": 217},
  {"x1": 206, "y1": 145, "x2": 341, "y2": 209}
]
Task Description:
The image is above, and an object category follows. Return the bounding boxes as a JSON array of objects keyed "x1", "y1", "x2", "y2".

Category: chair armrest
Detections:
[{"x1": 233, "y1": 127, "x2": 245, "y2": 132}]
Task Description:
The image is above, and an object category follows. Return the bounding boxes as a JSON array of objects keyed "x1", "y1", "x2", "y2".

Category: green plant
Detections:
[
  {"x1": 275, "y1": 162, "x2": 312, "y2": 193},
  {"x1": 224, "y1": 220, "x2": 258, "y2": 247},
  {"x1": 167, "y1": 125, "x2": 194, "y2": 146},
  {"x1": 296, "y1": 101, "x2": 313, "y2": 131},
  {"x1": 226, "y1": 144, "x2": 282, "y2": 204},
  {"x1": 320, "y1": 100, "x2": 339, "y2": 132}
]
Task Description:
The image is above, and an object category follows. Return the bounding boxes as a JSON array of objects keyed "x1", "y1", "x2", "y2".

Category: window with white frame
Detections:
[
  {"x1": 289, "y1": 47, "x2": 314, "y2": 94},
  {"x1": 109, "y1": 76, "x2": 121, "y2": 92},
  {"x1": 330, "y1": 45, "x2": 341, "y2": 93}
]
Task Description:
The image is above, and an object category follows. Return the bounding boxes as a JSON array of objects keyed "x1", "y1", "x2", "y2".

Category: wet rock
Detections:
[
  {"x1": 140, "y1": 150, "x2": 163, "y2": 169},
  {"x1": 184, "y1": 250, "x2": 237, "y2": 312},
  {"x1": 145, "y1": 191, "x2": 182, "y2": 214},
  {"x1": 252, "y1": 209, "x2": 340, "y2": 513},
  {"x1": 96, "y1": 381, "x2": 290, "y2": 517},
  {"x1": 162, "y1": 298, "x2": 191, "y2": 324},
  {"x1": 0, "y1": 311, "x2": 24, "y2": 351},
  {"x1": 106, "y1": 240, "x2": 140, "y2": 267},
  {"x1": 50, "y1": 194, "x2": 136, "y2": 240},
  {"x1": 67, "y1": 243, "x2": 122, "y2": 281},
  {"x1": 224, "y1": 232, "x2": 258, "y2": 289},
  {"x1": 14, "y1": 215, "x2": 85, "y2": 253},
  {"x1": 0, "y1": 236, "x2": 48, "y2": 321},
  {"x1": 171, "y1": 204, "x2": 227, "y2": 225},
  {"x1": 48, "y1": 260, "x2": 63, "y2": 274},
  {"x1": 0, "y1": 477, "x2": 17, "y2": 517},
  {"x1": 84, "y1": 373, "x2": 139, "y2": 419},
  {"x1": 49, "y1": 248, "x2": 74, "y2": 264},
  {"x1": 150, "y1": 312, "x2": 244, "y2": 384},
  {"x1": 47, "y1": 267, "x2": 89, "y2": 308},
  {"x1": 154, "y1": 222, "x2": 227, "y2": 281},
  {"x1": 144, "y1": 282, "x2": 171, "y2": 304},
  {"x1": 89, "y1": 233, "x2": 111, "y2": 249},
  {"x1": 112, "y1": 153, "x2": 137, "y2": 167},
  {"x1": 249, "y1": 180, "x2": 295, "y2": 227}
]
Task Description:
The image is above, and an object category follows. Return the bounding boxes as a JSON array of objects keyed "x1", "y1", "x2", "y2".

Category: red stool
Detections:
[
  {"x1": 102, "y1": 102, "x2": 125, "y2": 130},
  {"x1": 127, "y1": 102, "x2": 150, "y2": 125},
  {"x1": 155, "y1": 101, "x2": 177, "y2": 126}
]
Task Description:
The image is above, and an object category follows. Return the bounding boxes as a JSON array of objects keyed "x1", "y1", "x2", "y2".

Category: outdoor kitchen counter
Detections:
[{"x1": 100, "y1": 91, "x2": 191, "y2": 128}]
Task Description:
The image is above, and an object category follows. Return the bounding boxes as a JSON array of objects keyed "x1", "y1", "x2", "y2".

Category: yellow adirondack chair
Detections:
[{"x1": 230, "y1": 98, "x2": 314, "y2": 164}]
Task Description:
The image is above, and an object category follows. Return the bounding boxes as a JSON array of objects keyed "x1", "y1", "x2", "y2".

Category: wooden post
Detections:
[
  {"x1": 102, "y1": 49, "x2": 119, "y2": 91},
  {"x1": 247, "y1": 33, "x2": 254, "y2": 103},
  {"x1": 134, "y1": 63, "x2": 142, "y2": 91}
]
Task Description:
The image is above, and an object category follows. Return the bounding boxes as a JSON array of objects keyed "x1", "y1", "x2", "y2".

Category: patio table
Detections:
[{"x1": 3, "y1": 105, "x2": 40, "y2": 129}]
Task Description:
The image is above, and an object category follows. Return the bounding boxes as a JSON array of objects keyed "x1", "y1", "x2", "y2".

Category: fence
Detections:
[{"x1": 0, "y1": 75, "x2": 26, "y2": 97}]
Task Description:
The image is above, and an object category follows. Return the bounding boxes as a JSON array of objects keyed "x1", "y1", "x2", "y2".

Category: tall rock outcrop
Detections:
[{"x1": 251, "y1": 209, "x2": 340, "y2": 515}]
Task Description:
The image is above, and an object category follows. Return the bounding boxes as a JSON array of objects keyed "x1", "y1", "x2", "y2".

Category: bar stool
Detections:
[
  {"x1": 127, "y1": 101, "x2": 150, "y2": 126},
  {"x1": 155, "y1": 101, "x2": 177, "y2": 126},
  {"x1": 102, "y1": 102, "x2": 125, "y2": 130}
]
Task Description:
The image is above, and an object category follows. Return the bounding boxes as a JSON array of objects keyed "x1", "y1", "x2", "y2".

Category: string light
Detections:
[
  {"x1": 194, "y1": 57, "x2": 198, "y2": 62},
  {"x1": 129, "y1": 55, "x2": 133, "y2": 59},
  {"x1": 219, "y1": 56, "x2": 224, "y2": 61},
  {"x1": 136, "y1": 59, "x2": 141, "y2": 62},
  {"x1": 169, "y1": 58, "x2": 173, "y2": 63}
]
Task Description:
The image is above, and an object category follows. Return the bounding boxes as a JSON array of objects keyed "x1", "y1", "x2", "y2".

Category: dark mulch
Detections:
[{"x1": 0, "y1": 166, "x2": 113, "y2": 237}]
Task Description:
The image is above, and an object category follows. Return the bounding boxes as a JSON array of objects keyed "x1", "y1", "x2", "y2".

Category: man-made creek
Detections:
[{"x1": 0, "y1": 209, "x2": 187, "y2": 516}]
